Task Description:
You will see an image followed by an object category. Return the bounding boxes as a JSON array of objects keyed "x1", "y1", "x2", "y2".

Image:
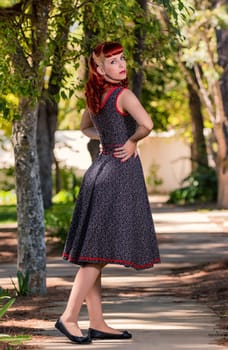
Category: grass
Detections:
[
  {"x1": 0, "y1": 205, "x2": 17, "y2": 223},
  {"x1": 0, "y1": 203, "x2": 75, "y2": 245},
  {"x1": 0, "y1": 202, "x2": 74, "y2": 230}
]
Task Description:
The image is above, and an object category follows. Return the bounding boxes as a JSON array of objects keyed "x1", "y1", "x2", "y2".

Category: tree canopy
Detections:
[{"x1": 0, "y1": 0, "x2": 190, "y2": 294}]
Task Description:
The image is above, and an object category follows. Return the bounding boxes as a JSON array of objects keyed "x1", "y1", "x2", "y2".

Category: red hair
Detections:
[{"x1": 85, "y1": 42, "x2": 128, "y2": 114}]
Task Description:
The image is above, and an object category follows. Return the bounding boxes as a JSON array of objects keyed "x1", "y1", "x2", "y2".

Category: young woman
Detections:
[{"x1": 55, "y1": 42, "x2": 160, "y2": 344}]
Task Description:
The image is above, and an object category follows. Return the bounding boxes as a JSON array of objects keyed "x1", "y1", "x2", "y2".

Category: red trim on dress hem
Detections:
[{"x1": 63, "y1": 253, "x2": 161, "y2": 269}]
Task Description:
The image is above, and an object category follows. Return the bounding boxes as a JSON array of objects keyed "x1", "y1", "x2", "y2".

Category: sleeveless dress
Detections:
[{"x1": 62, "y1": 87, "x2": 160, "y2": 270}]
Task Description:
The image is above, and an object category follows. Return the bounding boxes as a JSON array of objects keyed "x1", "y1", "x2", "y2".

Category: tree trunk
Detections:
[
  {"x1": 214, "y1": 121, "x2": 228, "y2": 208},
  {"x1": 217, "y1": 166, "x2": 228, "y2": 207},
  {"x1": 217, "y1": 29, "x2": 228, "y2": 115},
  {"x1": 83, "y1": 3, "x2": 100, "y2": 159},
  {"x1": 216, "y1": 27, "x2": 228, "y2": 208},
  {"x1": 131, "y1": 0, "x2": 147, "y2": 98},
  {"x1": 187, "y1": 79, "x2": 208, "y2": 169},
  {"x1": 37, "y1": 98, "x2": 57, "y2": 209},
  {"x1": 13, "y1": 99, "x2": 46, "y2": 295},
  {"x1": 36, "y1": 1, "x2": 72, "y2": 208}
]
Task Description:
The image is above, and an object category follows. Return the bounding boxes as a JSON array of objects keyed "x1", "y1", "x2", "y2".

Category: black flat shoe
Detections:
[
  {"x1": 88, "y1": 327, "x2": 132, "y2": 340},
  {"x1": 55, "y1": 319, "x2": 91, "y2": 344}
]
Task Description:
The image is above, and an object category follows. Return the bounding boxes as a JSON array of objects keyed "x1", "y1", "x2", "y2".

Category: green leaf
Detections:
[
  {"x1": 61, "y1": 90, "x2": 68, "y2": 100},
  {"x1": 178, "y1": 1, "x2": 184, "y2": 11},
  {"x1": 0, "y1": 297, "x2": 15, "y2": 318},
  {"x1": 0, "y1": 334, "x2": 31, "y2": 344}
]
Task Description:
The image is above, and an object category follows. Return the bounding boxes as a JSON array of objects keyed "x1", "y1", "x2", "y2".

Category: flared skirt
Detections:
[{"x1": 62, "y1": 154, "x2": 160, "y2": 269}]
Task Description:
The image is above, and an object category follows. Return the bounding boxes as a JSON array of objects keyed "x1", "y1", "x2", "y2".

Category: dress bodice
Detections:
[{"x1": 91, "y1": 87, "x2": 137, "y2": 149}]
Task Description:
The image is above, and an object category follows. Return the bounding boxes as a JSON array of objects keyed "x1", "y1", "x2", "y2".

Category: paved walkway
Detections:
[{"x1": 1, "y1": 198, "x2": 228, "y2": 349}]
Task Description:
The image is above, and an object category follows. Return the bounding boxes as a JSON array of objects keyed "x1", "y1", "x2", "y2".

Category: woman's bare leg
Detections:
[
  {"x1": 86, "y1": 271, "x2": 122, "y2": 334},
  {"x1": 60, "y1": 264, "x2": 103, "y2": 336}
]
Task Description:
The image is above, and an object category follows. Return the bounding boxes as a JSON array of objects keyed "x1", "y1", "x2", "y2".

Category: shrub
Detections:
[
  {"x1": 0, "y1": 205, "x2": 17, "y2": 223},
  {"x1": 54, "y1": 166, "x2": 82, "y2": 197},
  {"x1": 45, "y1": 203, "x2": 74, "y2": 244},
  {"x1": 146, "y1": 162, "x2": 163, "y2": 194},
  {"x1": 11, "y1": 271, "x2": 31, "y2": 296},
  {"x1": 0, "y1": 167, "x2": 15, "y2": 192},
  {"x1": 0, "y1": 190, "x2": 16, "y2": 205},
  {"x1": 52, "y1": 186, "x2": 80, "y2": 204},
  {"x1": 168, "y1": 166, "x2": 217, "y2": 205},
  {"x1": 52, "y1": 189, "x2": 74, "y2": 204}
]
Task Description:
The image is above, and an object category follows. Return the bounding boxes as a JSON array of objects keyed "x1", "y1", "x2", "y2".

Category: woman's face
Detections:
[{"x1": 98, "y1": 52, "x2": 127, "y2": 83}]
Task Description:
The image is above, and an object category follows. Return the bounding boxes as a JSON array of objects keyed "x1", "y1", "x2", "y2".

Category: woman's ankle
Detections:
[
  {"x1": 89, "y1": 323, "x2": 122, "y2": 334},
  {"x1": 60, "y1": 314, "x2": 78, "y2": 325},
  {"x1": 89, "y1": 319, "x2": 106, "y2": 328}
]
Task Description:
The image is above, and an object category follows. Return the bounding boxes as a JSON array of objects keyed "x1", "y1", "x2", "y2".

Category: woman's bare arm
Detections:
[
  {"x1": 80, "y1": 109, "x2": 100, "y2": 140},
  {"x1": 114, "y1": 89, "x2": 153, "y2": 161}
]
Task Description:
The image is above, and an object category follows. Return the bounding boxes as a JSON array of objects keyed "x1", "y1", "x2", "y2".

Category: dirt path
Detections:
[{"x1": 0, "y1": 203, "x2": 228, "y2": 349}]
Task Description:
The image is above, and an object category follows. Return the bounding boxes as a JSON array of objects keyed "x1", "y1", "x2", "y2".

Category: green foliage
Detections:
[
  {"x1": 0, "y1": 95, "x2": 20, "y2": 121},
  {"x1": 0, "y1": 287, "x2": 10, "y2": 298},
  {"x1": 11, "y1": 271, "x2": 31, "y2": 296},
  {"x1": 0, "y1": 1, "x2": 21, "y2": 7},
  {"x1": 55, "y1": 167, "x2": 82, "y2": 193},
  {"x1": 52, "y1": 188, "x2": 79, "y2": 204},
  {"x1": 154, "y1": 0, "x2": 193, "y2": 29},
  {"x1": 0, "y1": 0, "x2": 188, "y2": 123},
  {"x1": 168, "y1": 166, "x2": 217, "y2": 205},
  {"x1": 0, "y1": 24, "x2": 39, "y2": 110},
  {"x1": 0, "y1": 334, "x2": 31, "y2": 346},
  {"x1": 52, "y1": 190, "x2": 73, "y2": 204},
  {"x1": 142, "y1": 60, "x2": 190, "y2": 131},
  {"x1": 53, "y1": 166, "x2": 82, "y2": 204},
  {"x1": 0, "y1": 296, "x2": 15, "y2": 318},
  {"x1": 0, "y1": 286, "x2": 31, "y2": 347},
  {"x1": 146, "y1": 162, "x2": 163, "y2": 194},
  {"x1": 0, "y1": 205, "x2": 17, "y2": 223},
  {"x1": 178, "y1": 1, "x2": 228, "y2": 127},
  {"x1": 0, "y1": 191, "x2": 16, "y2": 205},
  {"x1": 0, "y1": 166, "x2": 14, "y2": 186},
  {"x1": 45, "y1": 203, "x2": 74, "y2": 244}
]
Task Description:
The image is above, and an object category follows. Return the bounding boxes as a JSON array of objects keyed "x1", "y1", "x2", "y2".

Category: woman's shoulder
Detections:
[
  {"x1": 117, "y1": 88, "x2": 138, "y2": 104},
  {"x1": 115, "y1": 88, "x2": 138, "y2": 115}
]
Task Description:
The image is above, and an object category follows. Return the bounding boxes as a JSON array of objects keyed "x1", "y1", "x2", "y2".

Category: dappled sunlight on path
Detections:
[{"x1": 1, "y1": 199, "x2": 228, "y2": 349}]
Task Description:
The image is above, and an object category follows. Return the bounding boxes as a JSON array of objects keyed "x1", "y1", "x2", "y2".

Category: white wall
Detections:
[
  {"x1": 56, "y1": 130, "x2": 191, "y2": 193},
  {"x1": 138, "y1": 131, "x2": 191, "y2": 193},
  {"x1": 0, "y1": 130, "x2": 192, "y2": 193}
]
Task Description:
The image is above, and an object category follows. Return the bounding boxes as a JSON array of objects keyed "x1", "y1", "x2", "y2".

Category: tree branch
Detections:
[
  {"x1": 194, "y1": 63, "x2": 216, "y2": 123},
  {"x1": 177, "y1": 53, "x2": 200, "y2": 95},
  {"x1": 201, "y1": 30, "x2": 226, "y2": 124}
]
